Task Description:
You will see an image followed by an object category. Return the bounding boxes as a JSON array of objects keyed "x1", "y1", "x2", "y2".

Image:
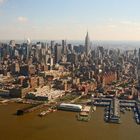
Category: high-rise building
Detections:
[
  {"x1": 9, "y1": 40, "x2": 16, "y2": 48},
  {"x1": 51, "y1": 41, "x2": 55, "y2": 55},
  {"x1": 36, "y1": 42, "x2": 42, "y2": 62},
  {"x1": 62, "y1": 40, "x2": 67, "y2": 55},
  {"x1": 67, "y1": 44, "x2": 73, "y2": 53},
  {"x1": 54, "y1": 44, "x2": 62, "y2": 64},
  {"x1": 67, "y1": 53, "x2": 76, "y2": 64},
  {"x1": 27, "y1": 39, "x2": 31, "y2": 60},
  {"x1": 41, "y1": 44, "x2": 47, "y2": 65},
  {"x1": 85, "y1": 32, "x2": 90, "y2": 56},
  {"x1": 21, "y1": 43, "x2": 28, "y2": 59}
]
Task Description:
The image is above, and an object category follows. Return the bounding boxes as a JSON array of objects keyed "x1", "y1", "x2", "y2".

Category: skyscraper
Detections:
[
  {"x1": 54, "y1": 44, "x2": 62, "y2": 64},
  {"x1": 27, "y1": 38, "x2": 31, "y2": 60},
  {"x1": 85, "y1": 32, "x2": 90, "y2": 56},
  {"x1": 62, "y1": 40, "x2": 67, "y2": 55}
]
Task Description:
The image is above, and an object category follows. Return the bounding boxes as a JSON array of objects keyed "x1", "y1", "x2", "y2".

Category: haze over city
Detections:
[{"x1": 0, "y1": 0, "x2": 140, "y2": 41}]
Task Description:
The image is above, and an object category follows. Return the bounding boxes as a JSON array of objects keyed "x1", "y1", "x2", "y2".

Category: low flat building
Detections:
[{"x1": 58, "y1": 103, "x2": 82, "y2": 112}]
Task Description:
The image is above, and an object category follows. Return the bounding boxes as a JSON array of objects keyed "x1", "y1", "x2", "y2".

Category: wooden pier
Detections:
[{"x1": 16, "y1": 103, "x2": 49, "y2": 115}]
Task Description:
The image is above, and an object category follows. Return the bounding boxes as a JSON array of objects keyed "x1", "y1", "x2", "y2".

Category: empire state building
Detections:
[{"x1": 85, "y1": 32, "x2": 90, "y2": 56}]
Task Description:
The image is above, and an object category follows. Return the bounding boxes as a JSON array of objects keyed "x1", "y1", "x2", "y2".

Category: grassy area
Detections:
[{"x1": 56, "y1": 93, "x2": 79, "y2": 102}]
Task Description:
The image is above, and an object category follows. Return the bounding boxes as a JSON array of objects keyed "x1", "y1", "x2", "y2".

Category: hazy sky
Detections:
[{"x1": 0, "y1": 0, "x2": 140, "y2": 41}]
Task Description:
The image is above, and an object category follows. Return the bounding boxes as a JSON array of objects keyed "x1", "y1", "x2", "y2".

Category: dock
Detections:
[
  {"x1": 87, "y1": 98, "x2": 135, "y2": 107},
  {"x1": 104, "y1": 97, "x2": 120, "y2": 124},
  {"x1": 77, "y1": 106, "x2": 92, "y2": 122},
  {"x1": 0, "y1": 99, "x2": 9, "y2": 104},
  {"x1": 16, "y1": 103, "x2": 49, "y2": 115},
  {"x1": 70, "y1": 95, "x2": 84, "y2": 103},
  {"x1": 39, "y1": 105, "x2": 57, "y2": 117},
  {"x1": 133, "y1": 102, "x2": 140, "y2": 124}
]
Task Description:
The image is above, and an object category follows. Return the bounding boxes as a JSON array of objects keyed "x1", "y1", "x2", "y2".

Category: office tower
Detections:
[
  {"x1": 51, "y1": 41, "x2": 55, "y2": 54},
  {"x1": 2, "y1": 44, "x2": 8, "y2": 59},
  {"x1": 36, "y1": 42, "x2": 42, "y2": 62},
  {"x1": 9, "y1": 40, "x2": 16, "y2": 48},
  {"x1": 27, "y1": 38, "x2": 31, "y2": 59},
  {"x1": 45, "y1": 54, "x2": 50, "y2": 66},
  {"x1": 74, "y1": 45, "x2": 85, "y2": 54},
  {"x1": 98, "y1": 46, "x2": 104, "y2": 58},
  {"x1": 67, "y1": 44, "x2": 73, "y2": 53},
  {"x1": 85, "y1": 32, "x2": 90, "y2": 56},
  {"x1": 67, "y1": 53, "x2": 76, "y2": 64},
  {"x1": 62, "y1": 40, "x2": 67, "y2": 55},
  {"x1": 41, "y1": 44, "x2": 47, "y2": 65},
  {"x1": 21, "y1": 43, "x2": 28, "y2": 59},
  {"x1": 50, "y1": 57, "x2": 54, "y2": 70},
  {"x1": 54, "y1": 44, "x2": 62, "y2": 64},
  {"x1": 134, "y1": 48, "x2": 137, "y2": 59},
  {"x1": 20, "y1": 65, "x2": 29, "y2": 76}
]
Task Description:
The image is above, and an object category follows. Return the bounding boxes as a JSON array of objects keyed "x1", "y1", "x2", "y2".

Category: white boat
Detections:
[
  {"x1": 77, "y1": 106, "x2": 92, "y2": 122},
  {"x1": 39, "y1": 109, "x2": 51, "y2": 117},
  {"x1": 93, "y1": 106, "x2": 96, "y2": 111},
  {"x1": 133, "y1": 107, "x2": 136, "y2": 112},
  {"x1": 136, "y1": 118, "x2": 140, "y2": 124}
]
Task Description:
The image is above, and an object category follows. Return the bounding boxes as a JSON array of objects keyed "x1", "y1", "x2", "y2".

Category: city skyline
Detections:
[{"x1": 1, "y1": 0, "x2": 140, "y2": 41}]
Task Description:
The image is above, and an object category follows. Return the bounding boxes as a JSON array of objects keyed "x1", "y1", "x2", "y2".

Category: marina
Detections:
[
  {"x1": 0, "y1": 96, "x2": 135, "y2": 125},
  {"x1": 0, "y1": 96, "x2": 139, "y2": 125},
  {"x1": 103, "y1": 98, "x2": 136, "y2": 124}
]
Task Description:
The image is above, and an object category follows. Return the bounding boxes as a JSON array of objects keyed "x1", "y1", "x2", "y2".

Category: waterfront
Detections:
[{"x1": 0, "y1": 103, "x2": 140, "y2": 140}]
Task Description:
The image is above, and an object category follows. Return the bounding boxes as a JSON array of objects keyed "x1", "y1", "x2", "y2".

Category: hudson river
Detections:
[{"x1": 0, "y1": 103, "x2": 140, "y2": 140}]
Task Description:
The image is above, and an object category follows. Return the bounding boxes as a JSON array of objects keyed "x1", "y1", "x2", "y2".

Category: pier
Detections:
[
  {"x1": 93, "y1": 101, "x2": 110, "y2": 106},
  {"x1": 77, "y1": 106, "x2": 92, "y2": 122},
  {"x1": 104, "y1": 97, "x2": 120, "y2": 124},
  {"x1": 133, "y1": 102, "x2": 140, "y2": 124},
  {"x1": 87, "y1": 98, "x2": 135, "y2": 107},
  {"x1": 120, "y1": 102, "x2": 135, "y2": 107},
  {"x1": 16, "y1": 103, "x2": 49, "y2": 115},
  {"x1": 70, "y1": 95, "x2": 84, "y2": 103}
]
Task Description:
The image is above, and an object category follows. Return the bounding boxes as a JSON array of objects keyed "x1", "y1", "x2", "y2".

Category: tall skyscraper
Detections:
[
  {"x1": 51, "y1": 40, "x2": 55, "y2": 55},
  {"x1": 85, "y1": 32, "x2": 90, "y2": 56},
  {"x1": 54, "y1": 44, "x2": 62, "y2": 64},
  {"x1": 62, "y1": 40, "x2": 67, "y2": 55},
  {"x1": 27, "y1": 38, "x2": 31, "y2": 60}
]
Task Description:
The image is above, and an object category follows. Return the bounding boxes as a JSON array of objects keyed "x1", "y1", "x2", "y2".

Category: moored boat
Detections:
[{"x1": 77, "y1": 106, "x2": 92, "y2": 122}]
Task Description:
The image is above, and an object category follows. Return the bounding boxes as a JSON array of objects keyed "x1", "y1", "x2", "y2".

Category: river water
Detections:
[{"x1": 0, "y1": 103, "x2": 140, "y2": 140}]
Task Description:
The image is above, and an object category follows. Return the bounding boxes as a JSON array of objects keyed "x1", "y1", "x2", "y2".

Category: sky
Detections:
[{"x1": 1, "y1": 0, "x2": 140, "y2": 41}]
